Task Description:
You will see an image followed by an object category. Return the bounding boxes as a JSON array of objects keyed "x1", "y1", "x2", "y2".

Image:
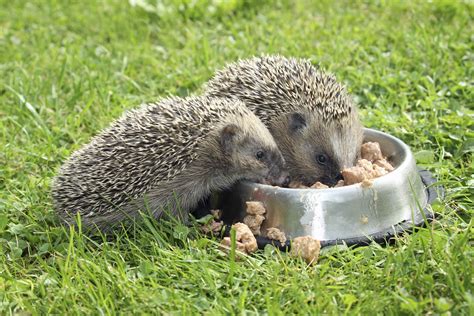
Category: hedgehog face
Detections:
[
  {"x1": 220, "y1": 124, "x2": 288, "y2": 185},
  {"x1": 275, "y1": 111, "x2": 363, "y2": 186}
]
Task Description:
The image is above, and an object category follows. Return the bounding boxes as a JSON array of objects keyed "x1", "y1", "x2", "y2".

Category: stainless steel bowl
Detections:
[{"x1": 214, "y1": 128, "x2": 438, "y2": 245}]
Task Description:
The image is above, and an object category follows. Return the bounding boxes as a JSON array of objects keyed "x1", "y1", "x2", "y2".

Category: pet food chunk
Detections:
[
  {"x1": 357, "y1": 159, "x2": 376, "y2": 175},
  {"x1": 288, "y1": 181, "x2": 309, "y2": 189},
  {"x1": 219, "y1": 223, "x2": 258, "y2": 255},
  {"x1": 374, "y1": 158, "x2": 394, "y2": 172},
  {"x1": 220, "y1": 237, "x2": 247, "y2": 253},
  {"x1": 210, "y1": 209, "x2": 222, "y2": 220},
  {"x1": 200, "y1": 219, "x2": 224, "y2": 234},
  {"x1": 246, "y1": 201, "x2": 266, "y2": 215},
  {"x1": 243, "y1": 214, "x2": 265, "y2": 235},
  {"x1": 342, "y1": 155, "x2": 394, "y2": 186},
  {"x1": 341, "y1": 166, "x2": 367, "y2": 185},
  {"x1": 361, "y1": 142, "x2": 384, "y2": 162},
  {"x1": 275, "y1": 141, "x2": 394, "y2": 188},
  {"x1": 334, "y1": 180, "x2": 345, "y2": 187},
  {"x1": 360, "y1": 178, "x2": 373, "y2": 188},
  {"x1": 310, "y1": 181, "x2": 329, "y2": 189},
  {"x1": 243, "y1": 201, "x2": 267, "y2": 235},
  {"x1": 290, "y1": 236, "x2": 321, "y2": 264},
  {"x1": 266, "y1": 227, "x2": 287, "y2": 244},
  {"x1": 373, "y1": 164, "x2": 389, "y2": 177}
]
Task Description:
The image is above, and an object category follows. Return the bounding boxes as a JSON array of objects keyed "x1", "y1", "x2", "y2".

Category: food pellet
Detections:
[
  {"x1": 243, "y1": 214, "x2": 265, "y2": 235},
  {"x1": 245, "y1": 201, "x2": 266, "y2": 215},
  {"x1": 220, "y1": 222, "x2": 258, "y2": 254},
  {"x1": 290, "y1": 236, "x2": 321, "y2": 264},
  {"x1": 266, "y1": 227, "x2": 287, "y2": 244},
  {"x1": 361, "y1": 141, "x2": 384, "y2": 162},
  {"x1": 310, "y1": 181, "x2": 329, "y2": 189}
]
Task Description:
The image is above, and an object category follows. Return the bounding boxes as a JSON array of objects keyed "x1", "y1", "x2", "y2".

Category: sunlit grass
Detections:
[{"x1": 0, "y1": 0, "x2": 472, "y2": 314}]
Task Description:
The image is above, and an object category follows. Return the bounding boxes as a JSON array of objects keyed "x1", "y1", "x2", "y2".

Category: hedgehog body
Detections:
[
  {"x1": 204, "y1": 55, "x2": 363, "y2": 186},
  {"x1": 52, "y1": 96, "x2": 286, "y2": 230}
]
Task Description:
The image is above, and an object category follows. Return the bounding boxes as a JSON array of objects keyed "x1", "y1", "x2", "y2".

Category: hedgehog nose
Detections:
[
  {"x1": 281, "y1": 175, "x2": 291, "y2": 187},
  {"x1": 269, "y1": 171, "x2": 290, "y2": 187},
  {"x1": 326, "y1": 173, "x2": 343, "y2": 186}
]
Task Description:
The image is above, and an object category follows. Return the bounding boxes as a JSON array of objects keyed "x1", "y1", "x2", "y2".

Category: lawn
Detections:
[{"x1": 1, "y1": 0, "x2": 473, "y2": 314}]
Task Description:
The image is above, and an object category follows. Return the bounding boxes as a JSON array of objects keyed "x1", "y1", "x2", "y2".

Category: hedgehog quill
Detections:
[
  {"x1": 205, "y1": 55, "x2": 363, "y2": 186},
  {"x1": 52, "y1": 96, "x2": 288, "y2": 231}
]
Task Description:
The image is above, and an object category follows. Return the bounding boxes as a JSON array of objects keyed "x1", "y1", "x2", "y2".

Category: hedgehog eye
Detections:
[
  {"x1": 256, "y1": 150, "x2": 265, "y2": 161},
  {"x1": 316, "y1": 154, "x2": 328, "y2": 165}
]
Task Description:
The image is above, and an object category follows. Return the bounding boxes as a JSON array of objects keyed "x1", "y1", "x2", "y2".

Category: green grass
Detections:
[{"x1": 1, "y1": 0, "x2": 473, "y2": 314}]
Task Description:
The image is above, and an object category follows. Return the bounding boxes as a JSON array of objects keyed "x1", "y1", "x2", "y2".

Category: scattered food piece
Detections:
[
  {"x1": 310, "y1": 181, "x2": 329, "y2": 189},
  {"x1": 246, "y1": 201, "x2": 266, "y2": 215},
  {"x1": 266, "y1": 227, "x2": 287, "y2": 244},
  {"x1": 243, "y1": 201, "x2": 267, "y2": 235},
  {"x1": 243, "y1": 214, "x2": 265, "y2": 235},
  {"x1": 220, "y1": 237, "x2": 247, "y2": 253},
  {"x1": 200, "y1": 219, "x2": 223, "y2": 235},
  {"x1": 233, "y1": 223, "x2": 258, "y2": 252},
  {"x1": 210, "y1": 209, "x2": 222, "y2": 220},
  {"x1": 220, "y1": 223, "x2": 258, "y2": 255},
  {"x1": 290, "y1": 236, "x2": 321, "y2": 264},
  {"x1": 361, "y1": 142, "x2": 383, "y2": 162}
]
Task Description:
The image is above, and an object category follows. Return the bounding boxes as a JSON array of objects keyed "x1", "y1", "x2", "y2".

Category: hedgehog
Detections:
[
  {"x1": 52, "y1": 96, "x2": 288, "y2": 231},
  {"x1": 204, "y1": 55, "x2": 363, "y2": 186}
]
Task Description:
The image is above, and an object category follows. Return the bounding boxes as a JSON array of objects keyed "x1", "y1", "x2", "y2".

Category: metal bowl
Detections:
[{"x1": 213, "y1": 128, "x2": 439, "y2": 247}]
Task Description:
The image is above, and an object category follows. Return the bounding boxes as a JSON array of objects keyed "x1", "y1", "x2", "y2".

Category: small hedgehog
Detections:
[
  {"x1": 52, "y1": 96, "x2": 287, "y2": 231},
  {"x1": 204, "y1": 55, "x2": 363, "y2": 186}
]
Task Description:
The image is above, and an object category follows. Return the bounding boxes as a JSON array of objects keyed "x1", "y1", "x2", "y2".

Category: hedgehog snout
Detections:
[
  {"x1": 319, "y1": 172, "x2": 343, "y2": 186},
  {"x1": 277, "y1": 173, "x2": 291, "y2": 187},
  {"x1": 330, "y1": 172, "x2": 344, "y2": 186},
  {"x1": 266, "y1": 156, "x2": 290, "y2": 186},
  {"x1": 267, "y1": 168, "x2": 290, "y2": 187}
]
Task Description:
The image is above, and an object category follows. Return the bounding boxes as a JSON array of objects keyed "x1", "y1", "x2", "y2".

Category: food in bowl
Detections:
[{"x1": 287, "y1": 141, "x2": 395, "y2": 188}]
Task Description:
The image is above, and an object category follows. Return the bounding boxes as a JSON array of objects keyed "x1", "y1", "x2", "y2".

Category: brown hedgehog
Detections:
[
  {"x1": 204, "y1": 55, "x2": 363, "y2": 186},
  {"x1": 52, "y1": 96, "x2": 287, "y2": 231}
]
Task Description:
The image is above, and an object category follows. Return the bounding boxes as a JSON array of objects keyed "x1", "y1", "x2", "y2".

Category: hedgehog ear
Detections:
[
  {"x1": 220, "y1": 124, "x2": 241, "y2": 153},
  {"x1": 289, "y1": 112, "x2": 307, "y2": 132}
]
